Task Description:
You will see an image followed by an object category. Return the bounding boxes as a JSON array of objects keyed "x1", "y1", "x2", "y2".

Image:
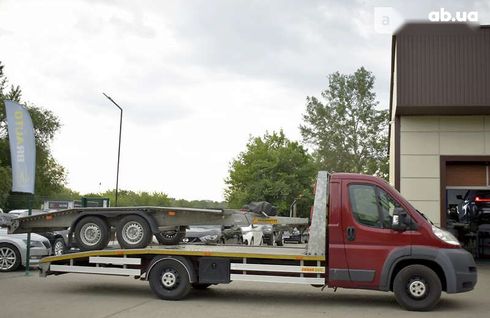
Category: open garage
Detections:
[{"x1": 389, "y1": 23, "x2": 490, "y2": 257}]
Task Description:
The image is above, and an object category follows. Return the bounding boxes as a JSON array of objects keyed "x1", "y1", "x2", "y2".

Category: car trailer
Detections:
[{"x1": 1, "y1": 205, "x2": 308, "y2": 251}]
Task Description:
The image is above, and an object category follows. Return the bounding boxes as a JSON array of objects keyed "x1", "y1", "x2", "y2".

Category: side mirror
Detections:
[
  {"x1": 392, "y1": 207, "x2": 408, "y2": 232},
  {"x1": 456, "y1": 195, "x2": 463, "y2": 200}
]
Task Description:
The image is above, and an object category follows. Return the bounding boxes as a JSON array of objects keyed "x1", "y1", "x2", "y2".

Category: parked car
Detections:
[
  {"x1": 7, "y1": 210, "x2": 69, "y2": 255},
  {"x1": 457, "y1": 190, "x2": 490, "y2": 226},
  {"x1": 241, "y1": 225, "x2": 263, "y2": 246},
  {"x1": 183, "y1": 225, "x2": 244, "y2": 245},
  {"x1": 260, "y1": 225, "x2": 284, "y2": 246},
  {"x1": 183, "y1": 226, "x2": 222, "y2": 244},
  {"x1": 0, "y1": 227, "x2": 51, "y2": 272},
  {"x1": 280, "y1": 227, "x2": 309, "y2": 244},
  {"x1": 221, "y1": 225, "x2": 243, "y2": 244}
]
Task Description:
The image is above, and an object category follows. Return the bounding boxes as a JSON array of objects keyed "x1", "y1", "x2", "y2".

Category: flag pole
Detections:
[{"x1": 24, "y1": 193, "x2": 33, "y2": 276}]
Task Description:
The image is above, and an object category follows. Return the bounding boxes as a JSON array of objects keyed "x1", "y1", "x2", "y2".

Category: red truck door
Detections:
[{"x1": 338, "y1": 179, "x2": 412, "y2": 289}]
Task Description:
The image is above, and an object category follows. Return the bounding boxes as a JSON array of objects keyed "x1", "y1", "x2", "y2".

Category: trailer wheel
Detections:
[
  {"x1": 74, "y1": 216, "x2": 110, "y2": 251},
  {"x1": 116, "y1": 215, "x2": 152, "y2": 249},
  {"x1": 155, "y1": 226, "x2": 186, "y2": 245},
  {"x1": 148, "y1": 259, "x2": 191, "y2": 300},
  {"x1": 0, "y1": 243, "x2": 21, "y2": 272},
  {"x1": 393, "y1": 265, "x2": 441, "y2": 311}
]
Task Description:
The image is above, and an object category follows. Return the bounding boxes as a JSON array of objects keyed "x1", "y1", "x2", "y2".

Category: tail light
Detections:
[{"x1": 475, "y1": 196, "x2": 490, "y2": 202}]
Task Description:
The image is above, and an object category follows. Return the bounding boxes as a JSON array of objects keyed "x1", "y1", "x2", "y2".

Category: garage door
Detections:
[{"x1": 446, "y1": 164, "x2": 487, "y2": 187}]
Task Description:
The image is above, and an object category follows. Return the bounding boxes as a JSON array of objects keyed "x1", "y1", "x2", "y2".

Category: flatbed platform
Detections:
[{"x1": 42, "y1": 244, "x2": 326, "y2": 263}]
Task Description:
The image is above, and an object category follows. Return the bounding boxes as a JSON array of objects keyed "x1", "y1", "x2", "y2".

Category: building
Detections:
[{"x1": 389, "y1": 23, "x2": 490, "y2": 229}]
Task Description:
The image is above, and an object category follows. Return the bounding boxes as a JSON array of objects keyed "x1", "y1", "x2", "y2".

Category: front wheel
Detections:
[
  {"x1": 0, "y1": 243, "x2": 21, "y2": 272},
  {"x1": 393, "y1": 265, "x2": 442, "y2": 311},
  {"x1": 74, "y1": 216, "x2": 110, "y2": 251},
  {"x1": 148, "y1": 259, "x2": 191, "y2": 300}
]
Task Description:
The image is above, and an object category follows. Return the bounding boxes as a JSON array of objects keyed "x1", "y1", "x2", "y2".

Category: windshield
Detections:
[{"x1": 381, "y1": 178, "x2": 434, "y2": 226}]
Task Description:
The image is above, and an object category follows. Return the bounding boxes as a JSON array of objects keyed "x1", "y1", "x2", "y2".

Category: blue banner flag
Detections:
[{"x1": 4, "y1": 100, "x2": 36, "y2": 194}]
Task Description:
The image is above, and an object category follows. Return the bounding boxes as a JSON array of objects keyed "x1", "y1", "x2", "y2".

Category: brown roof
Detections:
[{"x1": 391, "y1": 23, "x2": 490, "y2": 115}]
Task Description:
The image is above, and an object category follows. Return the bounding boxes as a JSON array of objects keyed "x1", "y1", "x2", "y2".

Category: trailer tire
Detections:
[
  {"x1": 74, "y1": 216, "x2": 110, "y2": 251},
  {"x1": 148, "y1": 259, "x2": 191, "y2": 300},
  {"x1": 0, "y1": 243, "x2": 21, "y2": 272},
  {"x1": 393, "y1": 265, "x2": 441, "y2": 311},
  {"x1": 116, "y1": 215, "x2": 153, "y2": 249},
  {"x1": 155, "y1": 227, "x2": 186, "y2": 245}
]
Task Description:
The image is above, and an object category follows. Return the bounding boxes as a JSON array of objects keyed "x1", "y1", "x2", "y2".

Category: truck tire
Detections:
[
  {"x1": 74, "y1": 216, "x2": 110, "y2": 251},
  {"x1": 116, "y1": 215, "x2": 153, "y2": 249},
  {"x1": 393, "y1": 265, "x2": 442, "y2": 311},
  {"x1": 155, "y1": 226, "x2": 186, "y2": 245},
  {"x1": 148, "y1": 258, "x2": 191, "y2": 300},
  {"x1": 0, "y1": 243, "x2": 21, "y2": 272}
]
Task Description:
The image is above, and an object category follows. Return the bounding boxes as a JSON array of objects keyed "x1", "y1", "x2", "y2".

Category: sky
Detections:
[{"x1": 1, "y1": 0, "x2": 489, "y2": 201}]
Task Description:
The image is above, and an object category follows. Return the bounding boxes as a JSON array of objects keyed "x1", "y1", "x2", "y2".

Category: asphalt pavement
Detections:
[{"x1": 1, "y1": 261, "x2": 489, "y2": 318}]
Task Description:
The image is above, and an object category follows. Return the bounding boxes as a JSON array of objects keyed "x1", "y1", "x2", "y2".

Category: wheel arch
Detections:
[
  {"x1": 380, "y1": 247, "x2": 452, "y2": 293},
  {"x1": 389, "y1": 259, "x2": 447, "y2": 292},
  {"x1": 146, "y1": 255, "x2": 196, "y2": 283}
]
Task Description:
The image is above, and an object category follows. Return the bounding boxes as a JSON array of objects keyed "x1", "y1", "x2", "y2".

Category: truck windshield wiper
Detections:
[{"x1": 416, "y1": 209, "x2": 434, "y2": 225}]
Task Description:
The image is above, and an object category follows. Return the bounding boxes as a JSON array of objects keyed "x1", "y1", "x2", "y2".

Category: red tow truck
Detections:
[{"x1": 37, "y1": 172, "x2": 477, "y2": 311}]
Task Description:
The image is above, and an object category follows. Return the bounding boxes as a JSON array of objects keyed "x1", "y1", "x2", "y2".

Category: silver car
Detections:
[
  {"x1": 0, "y1": 227, "x2": 52, "y2": 272},
  {"x1": 183, "y1": 226, "x2": 222, "y2": 244}
]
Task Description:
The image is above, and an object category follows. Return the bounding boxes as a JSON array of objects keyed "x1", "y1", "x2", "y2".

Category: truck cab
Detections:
[{"x1": 328, "y1": 173, "x2": 477, "y2": 310}]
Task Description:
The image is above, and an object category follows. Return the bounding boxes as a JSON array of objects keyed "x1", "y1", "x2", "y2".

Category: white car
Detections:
[
  {"x1": 0, "y1": 227, "x2": 52, "y2": 272},
  {"x1": 240, "y1": 225, "x2": 264, "y2": 246}
]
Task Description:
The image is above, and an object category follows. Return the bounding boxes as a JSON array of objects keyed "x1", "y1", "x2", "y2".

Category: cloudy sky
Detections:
[{"x1": 1, "y1": 0, "x2": 489, "y2": 201}]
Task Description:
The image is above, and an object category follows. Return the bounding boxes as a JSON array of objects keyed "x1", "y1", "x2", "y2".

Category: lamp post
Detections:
[{"x1": 103, "y1": 93, "x2": 123, "y2": 207}]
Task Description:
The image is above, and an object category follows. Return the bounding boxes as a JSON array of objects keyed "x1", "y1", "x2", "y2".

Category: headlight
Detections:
[
  {"x1": 431, "y1": 226, "x2": 460, "y2": 246},
  {"x1": 201, "y1": 234, "x2": 218, "y2": 242},
  {"x1": 23, "y1": 240, "x2": 44, "y2": 248}
]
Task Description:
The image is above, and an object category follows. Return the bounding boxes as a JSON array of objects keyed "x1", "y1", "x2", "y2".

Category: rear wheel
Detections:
[
  {"x1": 74, "y1": 216, "x2": 110, "y2": 251},
  {"x1": 155, "y1": 227, "x2": 186, "y2": 245},
  {"x1": 0, "y1": 243, "x2": 20, "y2": 272},
  {"x1": 116, "y1": 215, "x2": 152, "y2": 249},
  {"x1": 148, "y1": 259, "x2": 191, "y2": 300},
  {"x1": 393, "y1": 265, "x2": 442, "y2": 311}
]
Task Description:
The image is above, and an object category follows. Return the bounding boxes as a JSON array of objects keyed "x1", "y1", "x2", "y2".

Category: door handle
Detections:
[{"x1": 346, "y1": 226, "x2": 356, "y2": 241}]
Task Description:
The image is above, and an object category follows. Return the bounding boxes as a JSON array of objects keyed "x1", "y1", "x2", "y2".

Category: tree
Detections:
[
  {"x1": 0, "y1": 61, "x2": 67, "y2": 209},
  {"x1": 84, "y1": 189, "x2": 172, "y2": 207},
  {"x1": 300, "y1": 67, "x2": 389, "y2": 179},
  {"x1": 0, "y1": 160, "x2": 11, "y2": 208},
  {"x1": 225, "y1": 130, "x2": 316, "y2": 217}
]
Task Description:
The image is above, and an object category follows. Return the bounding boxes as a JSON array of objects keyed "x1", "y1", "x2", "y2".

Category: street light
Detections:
[{"x1": 103, "y1": 93, "x2": 123, "y2": 207}]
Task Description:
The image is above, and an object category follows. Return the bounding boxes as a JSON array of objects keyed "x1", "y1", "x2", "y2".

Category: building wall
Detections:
[
  {"x1": 389, "y1": 47, "x2": 397, "y2": 187},
  {"x1": 398, "y1": 115, "x2": 490, "y2": 225}
]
